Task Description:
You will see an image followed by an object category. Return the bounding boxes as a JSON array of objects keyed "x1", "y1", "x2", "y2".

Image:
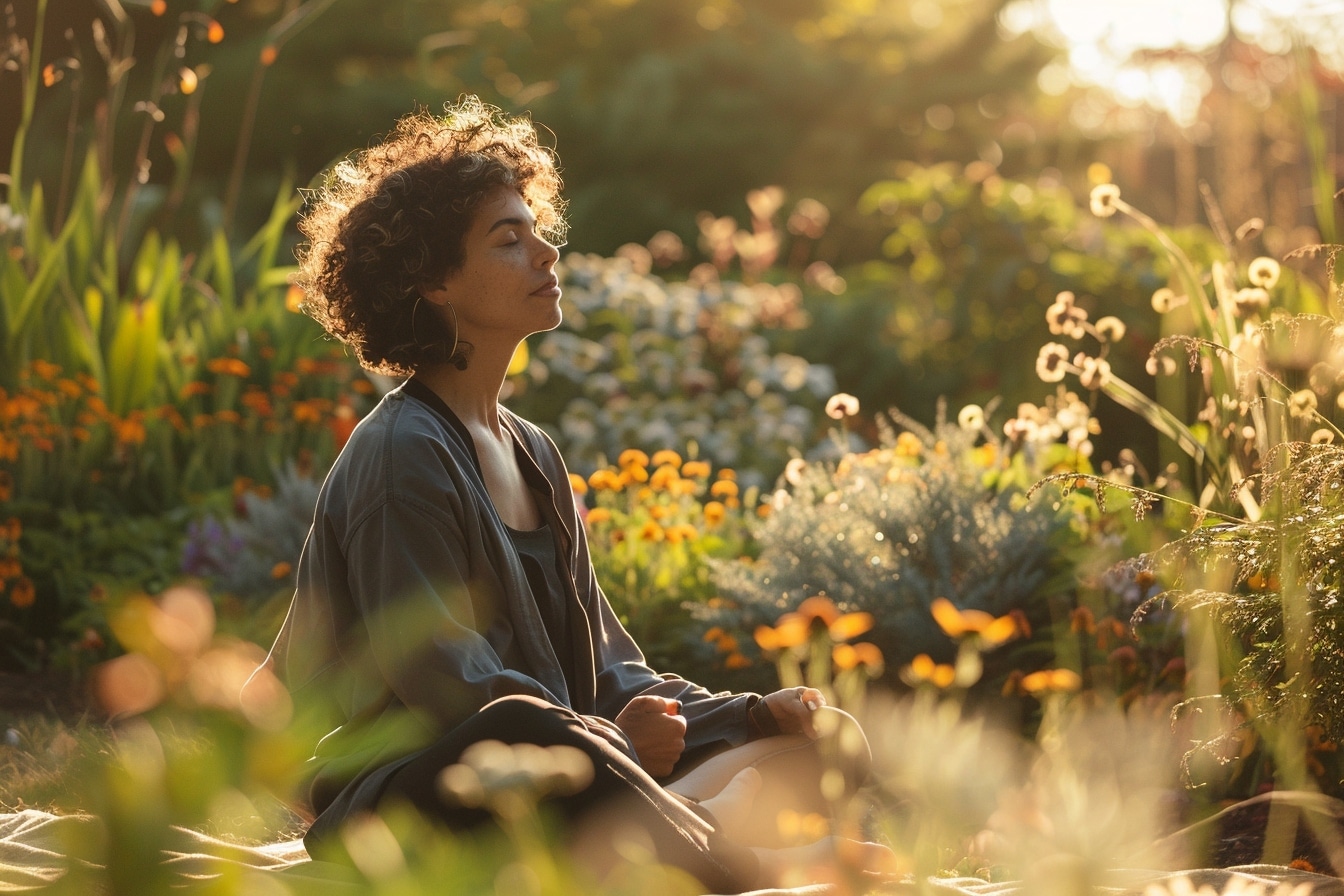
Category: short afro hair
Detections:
[{"x1": 294, "y1": 97, "x2": 565, "y2": 376}]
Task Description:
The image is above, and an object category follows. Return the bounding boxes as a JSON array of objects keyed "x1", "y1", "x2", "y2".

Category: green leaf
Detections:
[{"x1": 106, "y1": 298, "x2": 162, "y2": 415}]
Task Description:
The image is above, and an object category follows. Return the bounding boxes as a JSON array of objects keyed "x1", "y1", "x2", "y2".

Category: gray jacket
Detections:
[{"x1": 261, "y1": 380, "x2": 754, "y2": 823}]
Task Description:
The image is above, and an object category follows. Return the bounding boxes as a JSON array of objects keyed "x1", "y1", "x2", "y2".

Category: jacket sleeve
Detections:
[{"x1": 342, "y1": 493, "x2": 563, "y2": 730}]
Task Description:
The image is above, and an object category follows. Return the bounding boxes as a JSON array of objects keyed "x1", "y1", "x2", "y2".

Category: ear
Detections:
[{"x1": 420, "y1": 279, "x2": 454, "y2": 308}]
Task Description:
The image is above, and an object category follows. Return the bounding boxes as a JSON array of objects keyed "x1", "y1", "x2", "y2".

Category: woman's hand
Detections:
[
  {"x1": 614, "y1": 695, "x2": 687, "y2": 778},
  {"x1": 762, "y1": 687, "x2": 827, "y2": 739}
]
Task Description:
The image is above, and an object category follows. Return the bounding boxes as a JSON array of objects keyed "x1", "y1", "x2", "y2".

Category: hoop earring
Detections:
[{"x1": 411, "y1": 296, "x2": 461, "y2": 367}]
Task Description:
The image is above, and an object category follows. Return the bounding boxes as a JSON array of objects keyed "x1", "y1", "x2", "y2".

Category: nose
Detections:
[{"x1": 534, "y1": 234, "x2": 560, "y2": 268}]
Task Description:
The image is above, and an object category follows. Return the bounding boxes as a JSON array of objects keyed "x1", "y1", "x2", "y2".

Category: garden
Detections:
[{"x1": 1, "y1": 0, "x2": 1344, "y2": 893}]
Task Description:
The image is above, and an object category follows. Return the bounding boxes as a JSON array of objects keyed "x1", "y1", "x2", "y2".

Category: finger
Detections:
[
  {"x1": 800, "y1": 688, "x2": 826, "y2": 712},
  {"x1": 629, "y1": 695, "x2": 678, "y2": 715}
]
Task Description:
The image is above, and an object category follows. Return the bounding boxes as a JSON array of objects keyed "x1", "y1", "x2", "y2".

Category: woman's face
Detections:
[{"x1": 424, "y1": 186, "x2": 563, "y2": 357}]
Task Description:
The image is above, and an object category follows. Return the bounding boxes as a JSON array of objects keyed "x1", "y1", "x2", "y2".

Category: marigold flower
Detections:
[
  {"x1": 1035, "y1": 343, "x2": 1071, "y2": 383},
  {"x1": 0, "y1": 558, "x2": 20, "y2": 579},
  {"x1": 586, "y1": 507, "x2": 612, "y2": 525},
  {"x1": 568, "y1": 473, "x2": 588, "y2": 495},
  {"x1": 669, "y1": 523, "x2": 698, "y2": 543},
  {"x1": 710, "y1": 479, "x2": 738, "y2": 499},
  {"x1": 0, "y1": 471, "x2": 11, "y2": 502},
  {"x1": 4, "y1": 517, "x2": 23, "y2": 542},
  {"x1": 618, "y1": 449, "x2": 650, "y2": 469},
  {"x1": 638, "y1": 520, "x2": 665, "y2": 542},
  {"x1": 9, "y1": 576, "x2": 34, "y2": 609},
  {"x1": 1247, "y1": 256, "x2": 1281, "y2": 289},
  {"x1": 56, "y1": 378, "x2": 82, "y2": 399},
  {"x1": 704, "y1": 501, "x2": 726, "y2": 525},
  {"x1": 113, "y1": 416, "x2": 147, "y2": 446},
  {"x1": 30, "y1": 359, "x2": 61, "y2": 381},
  {"x1": 651, "y1": 449, "x2": 682, "y2": 468},
  {"x1": 649, "y1": 465, "x2": 680, "y2": 491},
  {"x1": 724, "y1": 652, "x2": 751, "y2": 670},
  {"x1": 588, "y1": 469, "x2": 621, "y2": 491},
  {"x1": 1089, "y1": 183, "x2": 1120, "y2": 218},
  {"x1": 681, "y1": 460, "x2": 711, "y2": 479},
  {"x1": 271, "y1": 562, "x2": 293, "y2": 580},
  {"x1": 215, "y1": 409, "x2": 242, "y2": 425},
  {"x1": 824, "y1": 392, "x2": 859, "y2": 420}
]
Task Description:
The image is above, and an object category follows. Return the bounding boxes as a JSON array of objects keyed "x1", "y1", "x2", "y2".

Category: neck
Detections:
[{"x1": 412, "y1": 345, "x2": 517, "y2": 435}]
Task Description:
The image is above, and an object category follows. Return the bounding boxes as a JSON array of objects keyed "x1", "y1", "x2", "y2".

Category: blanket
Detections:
[{"x1": 3, "y1": 793, "x2": 1344, "y2": 895}]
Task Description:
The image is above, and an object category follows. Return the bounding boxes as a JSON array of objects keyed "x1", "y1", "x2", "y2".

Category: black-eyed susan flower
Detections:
[
  {"x1": 1020, "y1": 668, "x2": 1081, "y2": 695},
  {"x1": 902, "y1": 654, "x2": 955, "y2": 689}
]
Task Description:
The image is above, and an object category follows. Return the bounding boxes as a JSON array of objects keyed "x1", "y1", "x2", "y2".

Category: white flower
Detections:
[
  {"x1": 1094, "y1": 316, "x2": 1126, "y2": 342},
  {"x1": 1035, "y1": 343, "x2": 1071, "y2": 382},
  {"x1": 1077, "y1": 355, "x2": 1112, "y2": 390},
  {"x1": 1233, "y1": 287, "x2": 1270, "y2": 316},
  {"x1": 1312, "y1": 428, "x2": 1336, "y2": 444},
  {"x1": 1045, "y1": 291, "x2": 1088, "y2": 338},
  {"x1": 0, "y1": 204, "x2": 25, "y2": 235},
  {"x1": 1089, "y1": 183, "x2": 1120, "y2": 218},
  {"x1": 1289, "y1": 389, "x2": 1318, "y2": 419},
  {"x1": 1247, "y1": 256, "x2": 1281, "y2": 289},
  {"x1": 784, "y1": 457, "x2": 807, "y2": 487},
  {"x1": 824, "y1": 392, "x2": 859, "y2": 420},
  {"x1": 1151, "y1": 288, "x2": 1187, "y2": 314},
  {"x1": 957, "y1": 404, "x2": 985, "y2": 432}
]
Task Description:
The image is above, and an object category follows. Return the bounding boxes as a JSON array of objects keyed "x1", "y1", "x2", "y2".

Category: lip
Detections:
[{"x1": 531, "y1": 276, "x2": 561, "y2": 298}]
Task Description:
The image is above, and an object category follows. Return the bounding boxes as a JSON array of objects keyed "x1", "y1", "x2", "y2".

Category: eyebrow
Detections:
[{"x1": 485, "y1": 214, "x2": 535, "y2": 235}]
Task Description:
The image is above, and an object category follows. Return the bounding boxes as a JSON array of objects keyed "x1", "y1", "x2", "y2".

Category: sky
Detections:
[{"x1": 1001, "y1": 0, "x2": 1344, "y2": 127}]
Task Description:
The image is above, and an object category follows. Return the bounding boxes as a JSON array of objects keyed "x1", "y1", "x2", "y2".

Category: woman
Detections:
[{"x1": 254, "y1": 97, "x2": 891, "y2": 893}]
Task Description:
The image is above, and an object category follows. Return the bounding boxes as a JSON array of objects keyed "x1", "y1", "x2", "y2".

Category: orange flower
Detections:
[
  {"x1": 241, "y1": 390, "x2": 273, "y2": 417},
  {"x1": 0, "y1": 470, "x2": 11, "y2": 502},
  {"x1": 618, "y1": 449, "x2": 650, "y2": 469},
  {"x1": 206, "y1": 357, "x2": 251, "y2": 378},
  {"x1": 649, "y1": 465, "x2": 680, "y2": 491},
  {"x1": 9, "y1": 576, "x2": 34, "y2": 608},
  {"x1": 113, "y1": 415, "x2": 147, "y2": 446},
  {"x1": 568, "y1": 473, "x2": 588, "y2": 495},
  {"x1": 586, "y1": 507, "x2": 612, "y2": 525},
  {"x1": 716, "y1": 468, "x2": 736, "y2": 481},
  {"x1": 651, "y1": 449, "x2": 682, "y2": 468},
  {"x1": 834, "y1": 642, "x2": 884, "y2": 672},
  {"x1": 710, "y1": 479, "x2": 738, "y2": 499},
  {"x1": 681, "y1": 461, "x2": 711, "y2": 479},
  {"x1": 1020, "y1": 668, "x2": 1082, "y2": 695},
  {"x1": 902, "y1": 654, "x2": 955, "y2": 689},
  {"x1": 0, "y1": 558, "x2": 20, "y2": 579},
  {"x1": 215, "y1": 409, "x2": 241, "y2": 425},
  {"x1": 271, "y1": 561, "x2": 293, "y2": 580},
  {"x1": 930, "y1": 597, "x2": 1017, "y2": 646},
  {"x1": 285, "y1": 284, "x2": 306, "y2": 313},
  {"x1": 639, "y1": 520, "x2": 665, "y2": 542},
  {"x1": 1069, "y1": 606, "x2": 1097, "y2": 634},
  {"x1": 704, "y1": 501, "x2": 726, "y2": 525},
  {"x1": 29, "y1": 360, "x2": 61, "y2": 381},
  {"x1": 56, "y1": 378, "x2": 82, "y2": 399},
  {"x1": 724, "y1": 652, "x2": 751, "y2": 670},
  {"x1": 4, "y1": 517, "x2": 21, "y2": 542},
  {"x1": 588, "y1": 469, "x2": 621, "y2": 491},
  {"x1": 292, "y1": 401, "x2": 323, "y2": 424},
  {"x1": 754, "y1": 617, "x2": 809, "y2": 651}
]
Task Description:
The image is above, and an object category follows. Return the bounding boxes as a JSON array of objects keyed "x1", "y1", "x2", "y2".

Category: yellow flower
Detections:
[
  {"x1": 834, "y1": 642, "x2": 884, "y2": 672},
  {"x1": 704, "y1": 501, "x2": 726, "y2": 525},
  {"x1": 639, "y1": 520, "x2": 665, "y2": 542},
  {"x1": 1289, "y1": 389, "x2": 1318, "y2": 419},
  {"x1": 929, "y1": 597, "x2": 1018, "y2": 646},
  {"x1": 651, "y1": 449, "x2": 683, "y2": 468},
  {"x1": 626, "y1": 464, "x2": 650, "y2": 484},
  {"x1": 681, "y1": 460, "x2": 712, "y2": 479},
  {"x1": 568, "y1": 473, "x2": 588, "y2": 495},
  {"x1": 902, "y1": 654, "x2": 955, "y2": 689},
  {"x1": 618, "y1": 448, "x2": 650, "y2": 469},
  {"x1": 588, "y1": 469, "x2": 622, "y2": 491},
  {"x1": 710, "y1": 479, "x2": 739, "y2": 499},
  {"x1": 1020, "y1": 668, "x2": 1082, "y2": 695},
  {"x1": 586, "y1": 507, "x2": 612, "y2": 525},
  {"x1": 650, "y1": 465, "x2": 680, "y2": 491},
  {"x1": 717, "y1": 468, "x2": 737, "y2": 481},
  {"x1": 894, "y1": 431, "x2": 922, "y2": 457}
]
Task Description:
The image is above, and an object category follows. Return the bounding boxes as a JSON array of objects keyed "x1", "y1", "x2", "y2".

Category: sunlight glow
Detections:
[{"x1": 1004, "y1": 0, "x2": 1344, "y2": 128}]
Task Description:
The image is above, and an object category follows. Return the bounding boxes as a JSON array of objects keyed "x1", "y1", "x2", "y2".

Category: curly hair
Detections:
[{"x1": 294, "y1": 97, "x2": 566, "y2": 376}]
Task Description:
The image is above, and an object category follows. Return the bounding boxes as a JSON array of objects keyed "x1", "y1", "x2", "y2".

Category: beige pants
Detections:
[{"x1": 664, "y1": 706, "x2": 873, "y2": 847}]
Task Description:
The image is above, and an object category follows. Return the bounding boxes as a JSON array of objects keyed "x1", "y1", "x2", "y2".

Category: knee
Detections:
[{"x1": 476, "y1": 695, "x2": 588, "y2": 745}]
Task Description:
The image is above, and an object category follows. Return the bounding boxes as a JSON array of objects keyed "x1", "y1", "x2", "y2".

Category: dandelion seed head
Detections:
[{"x1": 1090, "y1": 183, "x2": 1120, "y2": 218}]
